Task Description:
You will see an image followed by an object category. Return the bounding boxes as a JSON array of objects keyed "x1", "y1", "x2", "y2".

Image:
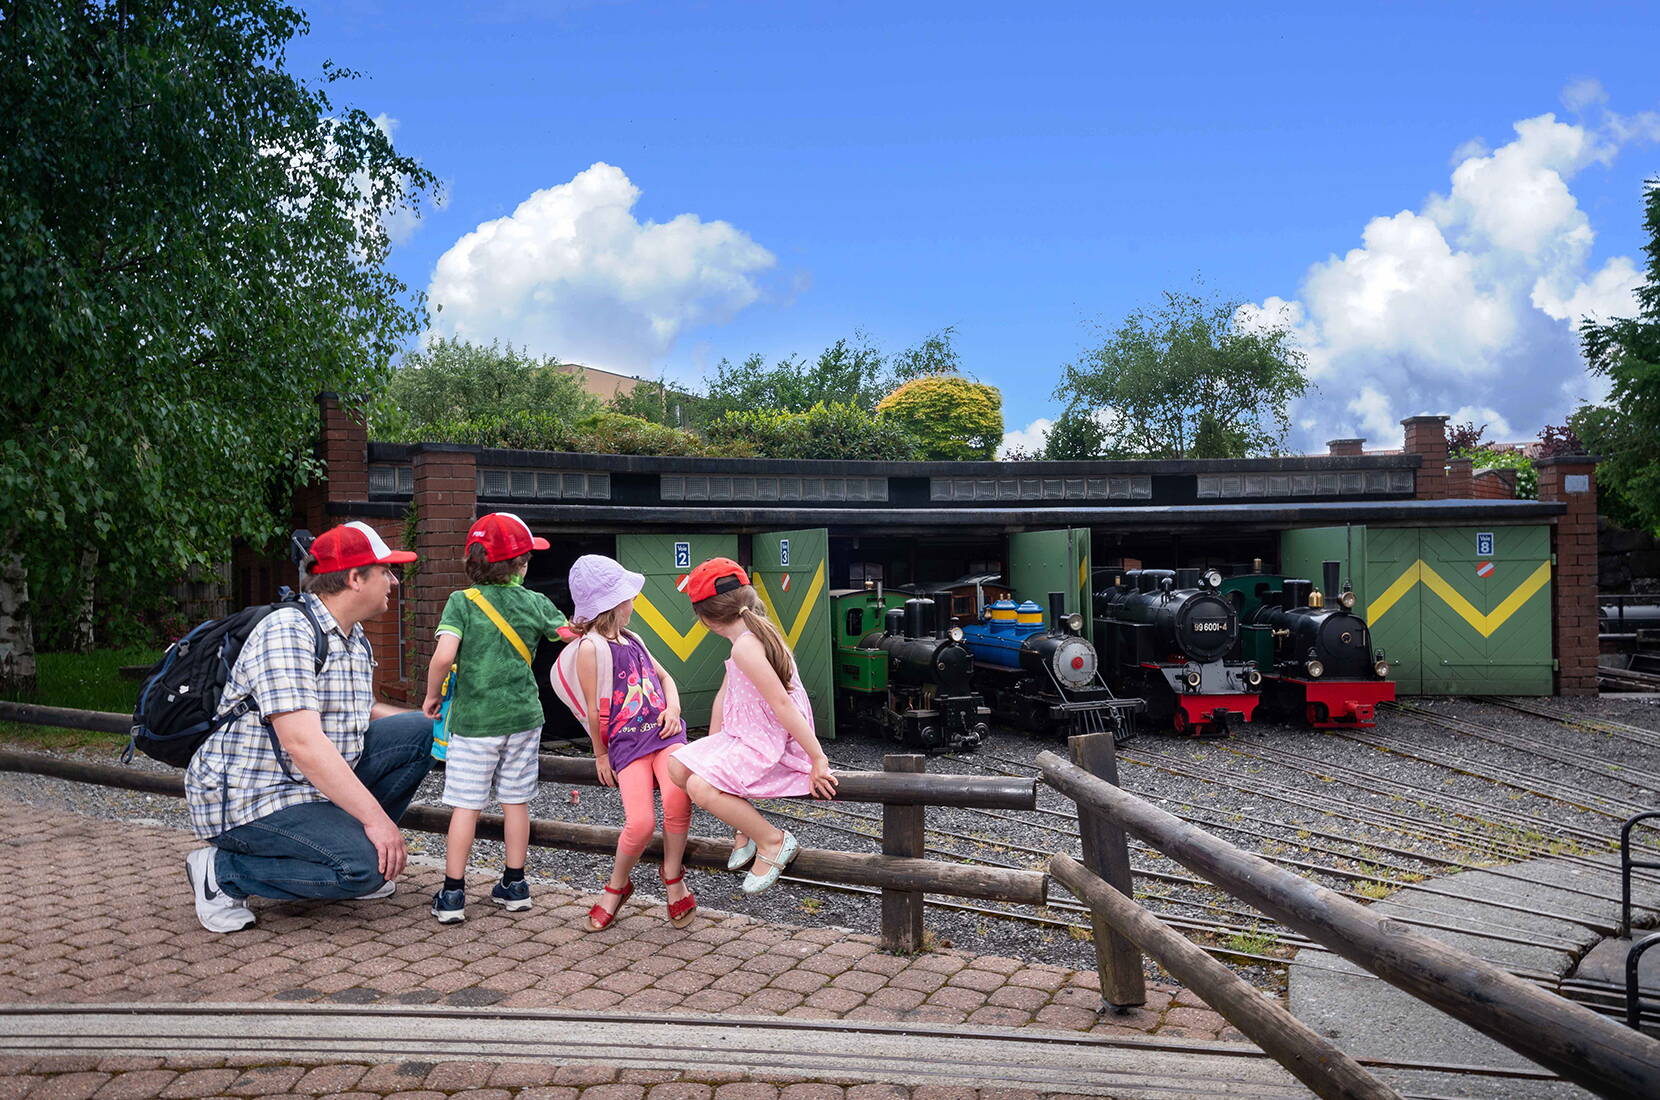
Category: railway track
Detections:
[{"x1": 0, "y1": 1002, "x2": 1570, "y2": 1100}]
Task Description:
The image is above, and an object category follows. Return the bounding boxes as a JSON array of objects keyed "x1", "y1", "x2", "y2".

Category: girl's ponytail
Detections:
[
  {"x1": 738, "y1": 602, "x2": 795, "y2": 686},
  {"x1": 693, "y1": 584, "x2": 797, "y2": 687}
]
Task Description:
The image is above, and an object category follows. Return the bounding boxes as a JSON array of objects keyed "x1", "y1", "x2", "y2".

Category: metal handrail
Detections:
[
  {"x1": 1621, "y1": 812, "x2": 1660, "y2": 937},
  {"x1": 1628, "y1": 933, "x2": 1660, "y2": 1031}
]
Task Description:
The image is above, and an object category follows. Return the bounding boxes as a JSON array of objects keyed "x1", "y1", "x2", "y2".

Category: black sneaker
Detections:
[
  {"x1": 430, "y1": 886, "x2": 466, "y2": 923},
  {"x1": 491, "y1": 878, "x2": 532, "y2": 912}
]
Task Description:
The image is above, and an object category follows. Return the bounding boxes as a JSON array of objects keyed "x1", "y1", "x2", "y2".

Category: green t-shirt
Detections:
[{"x1": 437, "y1": 583, "x2": 569, "y2": 738}]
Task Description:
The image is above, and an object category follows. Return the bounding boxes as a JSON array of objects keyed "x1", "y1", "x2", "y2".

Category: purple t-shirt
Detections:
[{"x1": 603, "y1": 634, "x2": 687, "y2": 774}]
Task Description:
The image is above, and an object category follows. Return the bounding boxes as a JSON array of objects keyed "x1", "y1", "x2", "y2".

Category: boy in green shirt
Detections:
[{"x1": 421, "y1": 513, "x2": 568, "y2": 922}]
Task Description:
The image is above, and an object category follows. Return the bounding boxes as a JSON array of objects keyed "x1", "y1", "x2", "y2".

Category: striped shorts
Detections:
[{"x1": 441, "y1": 727, "x2": 541, "y2": 809}]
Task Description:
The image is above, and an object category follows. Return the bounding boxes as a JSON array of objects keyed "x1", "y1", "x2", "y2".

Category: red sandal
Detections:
[
  {"x1": 585, "y1": 882, "x2": 633, "y2": 932},
  {"x1": 662, "y1": 870, "x2": 697, "y2": 928}
]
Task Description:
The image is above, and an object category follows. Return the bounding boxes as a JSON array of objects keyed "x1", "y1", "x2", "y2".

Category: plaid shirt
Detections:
[{"x1": 185, "y1": 593, "x2": 377, "y2": 838}]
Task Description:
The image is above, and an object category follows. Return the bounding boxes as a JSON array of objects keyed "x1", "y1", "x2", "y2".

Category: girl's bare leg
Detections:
[{"x1": 684, "y1": 776, "x2": 786, "y2": 866}]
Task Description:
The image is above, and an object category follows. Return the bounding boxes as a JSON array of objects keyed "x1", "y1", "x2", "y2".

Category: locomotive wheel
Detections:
[{"x1": 1170, "y1": 709, "x2": 1189, "y2": 736}]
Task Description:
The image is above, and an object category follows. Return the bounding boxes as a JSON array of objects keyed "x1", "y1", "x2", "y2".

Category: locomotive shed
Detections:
[{"x1": 262, "y1": 401, "x2": 1600, "y2": 725}]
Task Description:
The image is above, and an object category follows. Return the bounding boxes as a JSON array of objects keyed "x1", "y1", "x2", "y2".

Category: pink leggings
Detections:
[{"x1": 617, "y1": 748, "x2": 693, "y2": 858}]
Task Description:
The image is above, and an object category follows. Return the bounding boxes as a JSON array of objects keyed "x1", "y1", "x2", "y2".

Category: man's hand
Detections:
[{"x1": 363, "y1": 814, "x2": 408, "y2": 880}]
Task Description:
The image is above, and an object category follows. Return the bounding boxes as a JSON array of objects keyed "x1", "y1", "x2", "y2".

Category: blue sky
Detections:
[{"x1": 289, "y1": 1, "x2": 1660, "y2": 451}]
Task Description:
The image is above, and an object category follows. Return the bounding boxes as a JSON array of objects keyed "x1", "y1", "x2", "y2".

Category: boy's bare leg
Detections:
[
  {"x1": 501, "y1": 803, "x2": 529, "y2": 870},
  {"x1": 445, "y1": 809, "x2": 480, "y2": 880}
]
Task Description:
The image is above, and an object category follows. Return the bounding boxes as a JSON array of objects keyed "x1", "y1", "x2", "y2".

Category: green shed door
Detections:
[
  {"x1": 1416, "y1": 526, "x2": 1554, "y2": 694},
  {"x1": 616, "y1": 533, "x2": 739, "y2": 727},
  {"x1": 1008, "y1": 528, "x2": 1092, "y2": 640},
  {"x1": 751, "y1": 529, "x2": 834, "y2": 737},
  {"x1": 1361, "y1": 528, "x2": 1425, "y2": 695}
]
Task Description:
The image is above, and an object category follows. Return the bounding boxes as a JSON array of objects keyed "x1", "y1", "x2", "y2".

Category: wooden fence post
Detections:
[
  {"x1": 1069, "y1": 732, "x2": 1146, "y2": 1008},
  {"x1": 881, "y1": 753, "x2": 925, "y2": 953}
]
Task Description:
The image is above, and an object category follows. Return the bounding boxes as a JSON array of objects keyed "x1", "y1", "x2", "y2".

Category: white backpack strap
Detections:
[{"x1": 550, "y1": 633, "x2": 615, "y2": 728}]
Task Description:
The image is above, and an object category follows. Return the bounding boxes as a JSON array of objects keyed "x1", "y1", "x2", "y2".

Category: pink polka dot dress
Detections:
[{"x1": 672, "y1": 652, "x2": 814, "y2": 798}]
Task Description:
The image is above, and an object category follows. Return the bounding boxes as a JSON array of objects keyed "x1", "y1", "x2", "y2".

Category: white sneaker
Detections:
[
  {"x1": 354, "y1": 880, "x2": 397, "y2": 900},
  {"x1": 185, "y1": 848, "x2": 255, "y2": 933}
]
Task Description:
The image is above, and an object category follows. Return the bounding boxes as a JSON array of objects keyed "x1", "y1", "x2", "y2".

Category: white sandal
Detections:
[{"x1": 742, "y1": 832, "x2": 799, "y2": 895}]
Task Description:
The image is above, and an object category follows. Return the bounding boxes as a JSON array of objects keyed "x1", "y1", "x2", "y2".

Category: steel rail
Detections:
[{"x1": 1479, "y1": 697, "x2": 1660, "y2": 750}]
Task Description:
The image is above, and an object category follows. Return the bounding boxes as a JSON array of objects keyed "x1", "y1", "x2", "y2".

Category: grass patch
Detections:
[
  {"x1": 0, "y1": 646, "x2": 160, "y2": 750},
  {"x1": 1221, "y1": 923, "x2": 1281, "y2": 956},
  {"x1": 1356, "y1": 880, "x2": 1400, "y2": 901}
]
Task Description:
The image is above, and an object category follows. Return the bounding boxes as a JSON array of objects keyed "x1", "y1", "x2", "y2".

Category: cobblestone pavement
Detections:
[
  {"x1": 1, "y1": 804, "x2": 1245, "y2": 1098},
  {"x1": 0, "y1": 1053, "x2": 1143, "y2": 1100}
]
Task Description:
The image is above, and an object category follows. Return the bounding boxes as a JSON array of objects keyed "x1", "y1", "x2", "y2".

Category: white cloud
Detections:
[
  {"x1": 1263, "y1": 93, "x2": 1653, "y2": 451},
  {"x1": 426, "y1": 163, "x2": 776, "y2": 371},
  {"x1": 1561, "y1": 77, "x2": 1608, "y2": 113},
  {"x1": 1449, "y1": 404, "x2": 1514, "y2": 440},
  {"x1": 1000, "y1": 417, "x2": 1052, "y2": 457}
]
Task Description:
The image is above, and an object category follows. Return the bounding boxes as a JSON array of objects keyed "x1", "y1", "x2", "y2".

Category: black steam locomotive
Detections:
[
  {"x1": 831, "y1": 587, "x2": 988, "y2": 752},
  {"x1": 1094, "y1": 568, "x2": 1263, "y2": 736},
  {"x1": 1225, "y1": 561, "x2": 1395, "y2": 727}
]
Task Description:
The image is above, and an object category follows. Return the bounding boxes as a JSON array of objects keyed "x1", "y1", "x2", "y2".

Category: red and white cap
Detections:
[
  {"x1": 467, "y1": 512, "x2": 551, "y2": 563},
  {"x1": 309, "y1": 521, "x2": 418, "y2": 574}
]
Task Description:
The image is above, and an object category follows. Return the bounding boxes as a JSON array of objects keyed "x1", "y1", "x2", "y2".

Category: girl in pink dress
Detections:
[{"x1": 666, "y1": 557, "x2": 837, "y2": 895}]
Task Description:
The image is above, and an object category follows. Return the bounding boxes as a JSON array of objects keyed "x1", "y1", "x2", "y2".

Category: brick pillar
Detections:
[
  {"x1": 1401, "y1": 415, "x2": 1449, "y2": 500},
  {"x1": 1446, "y1": 456, "x2": 1473, "y2": 499},
  {"x1": 1537, "y1": 455, "x2": 1600, "y2": 696},
  {"x1": 1326, "y1": 438, "x2": 1366, "y2": 457},
  {"x1": 409, "y1": 444, "x2": 479, "y2": 698},
  {"x1": 318, "y1": 392, "x2": 370, "y2": 505}
]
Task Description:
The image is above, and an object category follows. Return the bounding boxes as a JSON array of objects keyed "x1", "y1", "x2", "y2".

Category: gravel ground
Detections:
[{"x1": 5, "y1": 693, "x2": 1658, "y2": 991}]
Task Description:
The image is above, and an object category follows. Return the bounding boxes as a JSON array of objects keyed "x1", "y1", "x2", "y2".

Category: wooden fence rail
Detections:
[
  {"x1": 1050, "y1": 854, "x2": 1401, "y2": 1100},
  {"x1": 1036, "y1": 748, "x2": 1660, "y2": 1100}
]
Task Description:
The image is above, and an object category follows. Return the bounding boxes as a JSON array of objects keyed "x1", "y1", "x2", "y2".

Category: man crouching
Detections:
[{"x1": 184, "y1": 521, "x2": 432, "y2": 932}]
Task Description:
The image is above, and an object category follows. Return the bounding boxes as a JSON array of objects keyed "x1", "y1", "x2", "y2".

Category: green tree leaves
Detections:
[
  {"x1": 1052, "y1": 289, "x2": 1310, "y2": 459},
  {"x1": 0, "y1": 0, "x2": 436, "y2": 669},
  {"x1": 875, "y1": 376, "x2": 1002, "y2": 460},
  {"x1": 1577, "y1": 180, "x2": 1660, "y2": 533}
]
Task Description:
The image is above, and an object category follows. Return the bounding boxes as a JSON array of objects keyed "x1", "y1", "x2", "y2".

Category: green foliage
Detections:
[
  {"x1": 1053, "y1": 288, "x2": 1310, "y2": 458},
  {"x1": 875, "y1": 376, "x2": 1002, "y2": 460},
  {"x1": 706, "y1": 403, "x2": 919, "y2": 460},
  {"x1": 700, "y1": 328, "x2": 968, "y2": 422},
  {"x1": 1578, "y1": 179, "x2": 1660, "y2": 533},
  {"x1": 701, "y1": 335, "x2": 891, "y2": 421},
  {"x1": 1043, "y1": 410, "x2": 1109, "y2": 460},
  {"x1": 889, "y1": 327, "x2": 968, "y2": 383},
  {"x1": 606, "y1": 377, "x2": 702, "y2": 428},
  {"x1": 1452, "y1": 446, "x2": 1537, "y2": 499},
  {"x1": 369, "y1": 338, "x2": 601, "y2": 441},
  {"x1": 0, "y1": 0, "x2": 436, "y2": 597},
  {"x1": 569, "y1": 413, "x2": 746, "y2": 458}
]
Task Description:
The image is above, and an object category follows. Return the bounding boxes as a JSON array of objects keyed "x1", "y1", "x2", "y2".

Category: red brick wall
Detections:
[
  {"x1": 1401, "y1": 415, "x2": 1449, "y2": 500},
  {"x1": 1445, "y1": 456, "x2": 1473, "y2": 499},
  {"x1": 408, "y1": 446, "x2": 479, "y2": 699},
  {"x1": 1537, "y1": 456, "x2": 1599, "y2": 696},
  {"x1": 1471, "y1": 468, "x2": 1517, "y2": 499},
  {"x1": 318, "y1": 393, "x2": 370, "y2": 504}
]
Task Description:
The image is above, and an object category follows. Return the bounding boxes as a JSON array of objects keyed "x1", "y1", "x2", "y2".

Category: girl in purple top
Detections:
[{"x1": 567, "y1": 555, "x2": 693, "y2": 931}]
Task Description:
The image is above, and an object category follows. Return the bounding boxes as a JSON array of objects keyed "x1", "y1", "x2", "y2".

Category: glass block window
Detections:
[
  {"x1": 661, "y1": 475, "x2": 888, "y2": 502},
  {"x1": 930, "y1": 475, "x2": 1151, "y2": 502}
]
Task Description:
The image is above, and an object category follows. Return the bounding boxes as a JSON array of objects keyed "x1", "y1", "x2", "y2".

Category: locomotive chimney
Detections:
[
  {"x1": 1175, "y1": 568, "x2": 1201, "y2": 590},
  {"x1": 1322, "y1": 560, "x2": 1342, "y2": 601},
  {"x1": 884, "y1": 608, "x2": 905, "y2": 637},
  {"x1": 903, "y1": 597, "x2": 934, "y2": 639},
  {"x1": 1284, "y1": 578, "x2": 1312, "y2": 608},
  {"x1": 1048, "y1": 591, "x2": 1067, "y2": 628}
]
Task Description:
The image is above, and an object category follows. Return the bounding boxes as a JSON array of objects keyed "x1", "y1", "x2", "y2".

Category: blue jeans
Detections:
[{"x1": 210, "y1": 710, "x2": 434, "y2": 900}]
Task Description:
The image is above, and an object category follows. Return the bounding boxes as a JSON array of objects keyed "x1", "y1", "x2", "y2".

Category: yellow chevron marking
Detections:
[
  {"x1": 1367, "y1": 559, "x2": 1551, "y2": 638},
  {"x1": 631, "y1": 593, "x2": 709, "y2": 662},
  {"x1": 1418, "y1": 559, "x2": 1552, "y2": 638},
  {"x1": 1366, "y1": 562, "x2": 1423, "y2": 625},
  {"x1": 754, "y1": 560, "x2": 827, "y2": 650}
]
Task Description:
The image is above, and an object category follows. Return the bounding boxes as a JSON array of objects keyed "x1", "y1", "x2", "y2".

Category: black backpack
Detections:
[{"x1": 125, "y1": 592, "x2": 328, "y2": 769}]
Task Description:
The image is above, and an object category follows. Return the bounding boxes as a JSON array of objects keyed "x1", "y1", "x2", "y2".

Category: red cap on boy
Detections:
[
  {"x1": 467, "y1": 512, "x2": 551, "y2": 563},
  {"x1": 686, "y1": 557, "x2": 749, "y2": 603},
  {"x1": 309, "y1": 521, "x2": 418, "y2": 574}
]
